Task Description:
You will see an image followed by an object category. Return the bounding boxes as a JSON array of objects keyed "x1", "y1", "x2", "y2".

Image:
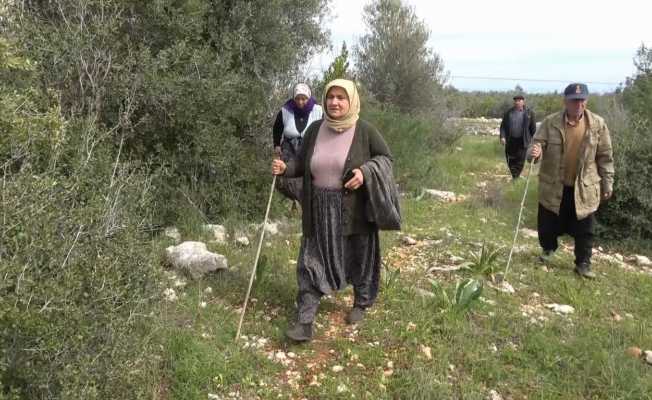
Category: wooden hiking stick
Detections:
[
  {"x1": 502, "y1": 160, "x2": 535, "y2": 282},
  {"x1": 236, "y1": 139, "x2": 285, "y2": 341},
  {"x1": 235, "y1": 172, "x2": 277, "y2": 341}
]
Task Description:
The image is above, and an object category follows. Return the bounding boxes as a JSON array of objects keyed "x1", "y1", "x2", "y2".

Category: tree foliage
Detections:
[
  {"x1": 596, "y1": 44, "x2": 652, "y2": 247},
  {"x1": 355, "y1": 0, "x2": 446, "y2": 113},
  {"x1": 623, "y1": 43, "x2": 652, "y2": 123},
  {"x1": 9, "y1": 0, "x2": 330, "y2": 224},
  {"x1": 314, "y1": 41, "x2": 352, "y2": 96},
  {"x1": 1, "y1": 1, "x2": 330, "y2": 397}
]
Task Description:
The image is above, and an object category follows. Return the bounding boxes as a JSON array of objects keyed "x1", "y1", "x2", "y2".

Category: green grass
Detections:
[{"x1": 153, "y1": 135, "x2": 652, "y2": 400}]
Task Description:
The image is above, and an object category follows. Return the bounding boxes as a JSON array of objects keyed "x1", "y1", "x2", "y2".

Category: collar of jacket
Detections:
[
  {"x1": 549, "y1": 109, "x2": 598, "y2": 141},
  {"x1": 550, "y1": 109, "x2": 600, "y2": 177},
  {"x1": 509, "y1": 106, "x2": 531, "y2": 114}
]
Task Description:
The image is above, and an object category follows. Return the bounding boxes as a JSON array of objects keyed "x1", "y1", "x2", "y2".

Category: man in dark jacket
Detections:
[{"x1": 500, "y1": 95, "x2": 537, "y2": 179}]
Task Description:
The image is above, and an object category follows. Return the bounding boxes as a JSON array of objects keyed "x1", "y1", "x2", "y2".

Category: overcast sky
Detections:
[{"x1": 309, "y1": 0, "x2": 652, "y2": 93}]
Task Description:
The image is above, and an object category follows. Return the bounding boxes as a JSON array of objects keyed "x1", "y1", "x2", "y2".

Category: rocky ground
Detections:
[
  {"x1": 445, "y1": 117, "x2": 502, "y2": 137},
  {"x1": 155, "y1": 136, "x2": 652, "y2": 400}
]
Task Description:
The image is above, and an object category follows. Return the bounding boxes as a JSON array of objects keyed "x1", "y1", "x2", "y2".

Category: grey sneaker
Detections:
[
  {"x1": 574, "y1": 263, "x2": 596, "y2": 279},
  {"x1": 285, "y1": 322, "x2": 313, "y2": 342},
  {"x1": 346, "y1": 307, "x2": 366, "y2": 325}
]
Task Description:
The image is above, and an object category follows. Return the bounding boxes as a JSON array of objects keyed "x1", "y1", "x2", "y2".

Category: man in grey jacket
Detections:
[{"x1": 500, "y1": 95, "x2": 537, "y2": 180}]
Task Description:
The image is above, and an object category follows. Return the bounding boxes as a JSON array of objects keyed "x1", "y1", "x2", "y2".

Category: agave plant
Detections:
[
  {"x1": 429, "y1": 279, "x2": 450, "y2": 306},
  {"x1": 466, "y1": 242, "x2": 504, "y2": 278},
  {"x1": 430, "y1": 278, "x2": 483, "y2": 312},
  {"x1": 453, "y1": 278, "x2": 484, "y2": 311}
]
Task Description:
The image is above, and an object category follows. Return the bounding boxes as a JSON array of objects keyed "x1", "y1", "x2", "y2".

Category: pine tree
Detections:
[{"x1": 316, "y1": 41, "x2": 352, "y2": 97}]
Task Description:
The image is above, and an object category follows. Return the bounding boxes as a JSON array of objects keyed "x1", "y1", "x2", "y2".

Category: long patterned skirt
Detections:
[{"x1": 296, "y1": 186, "x2": 381, "y2": 324}]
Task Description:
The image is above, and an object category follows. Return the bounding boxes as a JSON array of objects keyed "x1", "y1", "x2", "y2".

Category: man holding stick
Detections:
[{"x1": 528, "y1": 83, "x2": 614, "y2": 279}]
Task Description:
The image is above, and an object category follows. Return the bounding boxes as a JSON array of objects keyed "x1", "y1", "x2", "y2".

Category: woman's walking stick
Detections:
[
  {"x1": 235, "y1": 162, "x2": 279, "y2": 341},
  {"x1": 501, "y1": 160, "x2": 535, "y2": 283}
]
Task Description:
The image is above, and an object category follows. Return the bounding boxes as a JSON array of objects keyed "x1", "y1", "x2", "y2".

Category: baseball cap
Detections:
[{"x1": 564, "y1": 83, "x2": 589, "y2": 100}]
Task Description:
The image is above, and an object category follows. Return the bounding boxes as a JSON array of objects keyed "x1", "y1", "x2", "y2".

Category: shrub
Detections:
[
  {"x1": 595, "y1": 106, "x2": 652, "y2": 249},
  {"x1": 1, "y1": 0, "x2": 332, "y2": 395},
  {"x1": 0, "y1": 37, "x2": 159, "y2": 399},
  {"x1": 8, "y1": 0, "x2": 330, "y2": 226},
  {"x1": 594, "y1": 45, "x2": 652, "y2": 250},
  {"x1": 362, "y1": 103, "x2": 460, "y2": 192}
]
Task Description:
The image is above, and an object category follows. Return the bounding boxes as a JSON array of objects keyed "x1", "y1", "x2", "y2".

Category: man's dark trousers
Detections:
[
  {"x1": 505, "y1": 137, "x2": 526, "y2": 179},
  {"x1": 537, "y1": 186, "x2": 595, "y2": 267}
]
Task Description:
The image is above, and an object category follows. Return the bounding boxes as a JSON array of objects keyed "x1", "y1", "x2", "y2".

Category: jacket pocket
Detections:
[
  {"x1": 579, "y1": 178, "x2": 600, "y2": 213},
  {"x1": 547, "y1": 135, "x2": 562, "y2": 145},
  {"x1": 581, "y1": 170, "x2": 601, "y2": 186},
  {"x1": 543, "y1": 134, "x2": 562, "y2": 159}
]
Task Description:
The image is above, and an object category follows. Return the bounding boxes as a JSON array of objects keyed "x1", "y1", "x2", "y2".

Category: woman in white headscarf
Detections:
[
  {"x1": 272, "y1": 79, "x2": 398, "y2": 342},
  {"x1": 272, "y1": 83, "x2": 323, "y2": 203}
]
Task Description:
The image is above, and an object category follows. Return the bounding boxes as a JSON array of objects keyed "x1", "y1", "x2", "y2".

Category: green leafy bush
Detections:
[
  {"x1": 0, "y1": 41, "x2": 160, "y2": 398},
  {"x1": 2, "y1": 0, "x2": 332, "y2": 396},
  {"x1": 596, "y1": 110, "x2": 652, "y2": 249},
  {"x1": 9, "y1": 0, "x2": 329, "y2": 226},
  {"x1": 362, "y1": 104, "x2": 460, "y2": 192},
  {"x1": 595, "y1": 45, "x2": 652, "y2": 249}
]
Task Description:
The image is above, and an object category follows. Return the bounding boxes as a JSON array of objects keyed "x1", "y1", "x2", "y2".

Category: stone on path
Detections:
[
  {"x1": 166, "y1": 241, "x2": 228, "y2": 279},
  {"x1": 402, "y1": 236, "x2": 417, "y2": 246},
  {"x1": 428, "y1": 265, "x2": 463, "y2": 273},
  {"x1": 644, "y1": 350, "x2": 652, "y2": 365},
  {"x1": 489, "y1": 281, "x2": 515, "y2": 294},
  {"x1": 420, "y1": 189, "x2": 460, "y2": 202},
  {"x1": 164, "y1": 227, "x2": 181, "y2": 243},
  {"x1": 163, "y1": 288, "x2": 178, "y2": 302},
  {"x1": 488, "y1": 389, "x2": 504, "y2": 400},
  {"x1": 420, "y1": 345, "x2": 433, "y2": 360},
  {"x1": 545, "y1": 303, "x2": 575, "y2": 315},
  {"x1": 264, "y1": 222, "x2": 280, "y2": 235},
  {"x1": 634, "y1": 255, "x2": 652, "y2": 267},
  {"x1": 520, "y1": 228, "x2": 538, "y2": 239},
  {"x1": 413, "y1": 287, "x2": 436, "y2": 298},
  {"x1": 449, "y1": 255, "x2": 465, "y2": 264},
  {"x1": 236, "y1": 236, "x2": 250, "y2": 246},
  {"x1": 203, "y1": 224, "x2": 227, "y2": 243}
]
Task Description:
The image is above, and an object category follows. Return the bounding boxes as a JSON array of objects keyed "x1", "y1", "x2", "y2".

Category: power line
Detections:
[{"x1": 451, "y1": 75, "x2": 621, "y2": 86}]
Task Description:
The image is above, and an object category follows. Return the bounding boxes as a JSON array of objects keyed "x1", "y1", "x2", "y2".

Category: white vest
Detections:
[{"x1": 281, "y1": 105, "x2": 323, "y2": 140}]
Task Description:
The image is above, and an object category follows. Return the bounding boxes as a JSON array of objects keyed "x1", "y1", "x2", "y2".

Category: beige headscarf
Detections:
[{"x1": 323, "y1": 79, "x2": 360, "y2": 132}]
